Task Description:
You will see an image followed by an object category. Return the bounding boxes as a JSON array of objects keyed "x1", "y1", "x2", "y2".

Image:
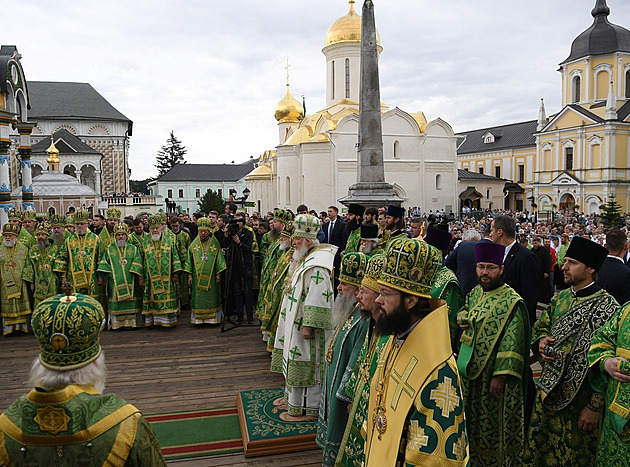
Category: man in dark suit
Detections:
[
  {"x1": 597, "y1": 228, "x2": 630, "y2": 306},
  {"x1": 490, "y1": 215, "x2": 541, "y2": 325},
  {"x1": 322, "y1": 205, "x2": 346, "y2": 289},
  {"x1": 444, "y1": 227, "x2": 492, "y2": 296}
]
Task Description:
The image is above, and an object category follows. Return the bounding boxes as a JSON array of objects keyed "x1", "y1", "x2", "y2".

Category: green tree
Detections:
[
  {"x1": 155, "y1": 131, "x2": 187, "y2": 176},
  {"x1": 129, "y1": 178, "x2": 154, "y2": 195},
  {"x1": 599, "y1": 197, "x2": 623, "y2": 228},
  {"x1": 198, "y1": 189, "x2": 225, "y2": 214}
]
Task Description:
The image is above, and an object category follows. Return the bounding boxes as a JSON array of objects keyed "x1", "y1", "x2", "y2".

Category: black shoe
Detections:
[
  {"x1": 236, "y1": 317, "x2": 244, "y2": 324},
  {"x1": 247, "y1": 319, "x2": 254, "y2": 324}
]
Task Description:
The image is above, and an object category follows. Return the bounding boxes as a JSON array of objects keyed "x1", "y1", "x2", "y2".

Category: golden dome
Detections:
[
  {"x1": 274, "y1": 86, "x2": 304, "y2": 123},
  {"x1": 324, "y1": 0, "x2": 380, "y2": 47},
  {"x1": 46, "y1": 134, "x2": 60, "y2": 164},
  {"x1": 245, "y1": 163, "x2": 272, "y2": 180}
]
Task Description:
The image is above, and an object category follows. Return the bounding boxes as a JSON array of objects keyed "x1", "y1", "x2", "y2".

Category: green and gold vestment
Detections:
[
  {"x1": 0, "y1": 242, "x2": 32, "y2": 335},
  {"x1": 173, "y1": 229, "x2": 191, "y2": 307},
  {"x1": 344, "y1": 227, "x2": 361, "y2": 253},
  {"x1": 260, "y1": 247, "x2": 292, "y2": 351},
  {"x1": 0, "y1": 385, "x2": 166, "y2": 466},
  {"x1": 457, "y1": 283, "x2": 529, "y2": 467},
  {"x1": 98, "y1": 242, "x2": 144, "y2": 329},
  {"x1": 24, "y1": 242, "x2": 60, "y2": 307},
  {"x1": 184, "y1": 234, "x2": 226, "y2": 324},
  {"x1": 432, "y1": 265, "x2": 464, "y2": 349},
  {"x1": 256, "y1": 236, "x2": 281, "y2": 320},
  {"x1": 524, "y1": 286, "x2": 618, "y2": 466},
  {"x1": 54, "y1": 231, "x2": 102, "y2": 300},
  {"x1": 589, "y1": 301, "x2": 630, "y2": 467},
  {"x1": 140, "y1": 233, "x2": 182, "y2": 325}
]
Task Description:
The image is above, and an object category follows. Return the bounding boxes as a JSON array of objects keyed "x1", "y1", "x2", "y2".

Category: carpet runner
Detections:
[
  {"x1": 146, "y1": 407, "x2": 243, "y2": 460},
  {"x1": 237, "y1": 387, "x2": 318, "y2": 457}
]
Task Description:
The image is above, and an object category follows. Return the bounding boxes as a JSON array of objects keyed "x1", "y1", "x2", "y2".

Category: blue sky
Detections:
[{"x1": 4, "y1": 0, "x2": 629, "y2": 179}]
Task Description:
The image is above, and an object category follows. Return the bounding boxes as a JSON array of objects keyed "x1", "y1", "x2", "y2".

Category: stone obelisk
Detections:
[{"x1": 339, "y1": 0, "x2": 402, "y2": 208}]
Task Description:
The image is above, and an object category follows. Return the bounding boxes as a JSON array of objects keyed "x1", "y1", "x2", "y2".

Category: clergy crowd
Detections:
[{"x1": 1, "y1": 202, "x2": 630, "y2": 466}]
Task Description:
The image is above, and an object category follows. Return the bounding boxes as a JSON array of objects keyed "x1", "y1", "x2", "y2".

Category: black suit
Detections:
[
  {"x1": 502, "y1": 242, "x2": 541, "y2": 326},
  {"x1": 322, "y1": 218, "x2": 346, "y2": 286},
  {"x1": 444, "y1": 239, "x2": 492, "y2": 296},
  {"x1": 597, "y1": 256, "x2": 630, "y2": 306}
]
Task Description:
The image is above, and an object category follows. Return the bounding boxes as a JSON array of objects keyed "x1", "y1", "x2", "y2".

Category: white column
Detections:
[
  {"x1": 0, "y1": 112, "x2": 14, "y2": 228},
  {"x1": 95, "y1": 169, "x2": 102, "y2": 194}
]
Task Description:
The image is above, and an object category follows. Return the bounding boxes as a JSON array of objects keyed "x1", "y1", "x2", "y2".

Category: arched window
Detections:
[
  {"x1": 331, "y1": 60, "x2": 335, "y2": 100},
  {"x1": 286, "y1": 176, "x2": 291, "y2": 204},
  {"x1": 345, "y1": 58, "x2": 350, "y2": 99},
  {"x1": 435, "y1": 174, "x2": 442, "y2": 190},
  {"x1": 572, "y1": 75, "x2": 581, "y2": 103},
  {"x1": 48, "y1": 206, "x2": 56, "y2": 217},
  {"x1": 626, "y1": 70, "x2": 630, "y2": 98},
  {"x1": 393, "y1": 140, "x2": 400, "y2": 158}
]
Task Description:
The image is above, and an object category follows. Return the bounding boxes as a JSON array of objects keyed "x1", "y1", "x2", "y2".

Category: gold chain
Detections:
[{"x1": 373, "y1": 340, "x2": 402, "y2": 439}]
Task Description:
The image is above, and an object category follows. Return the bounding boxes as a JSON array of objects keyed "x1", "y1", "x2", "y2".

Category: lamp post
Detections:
[{"x1": 229, "y1": 187, "x2": 250, "y2": 210}]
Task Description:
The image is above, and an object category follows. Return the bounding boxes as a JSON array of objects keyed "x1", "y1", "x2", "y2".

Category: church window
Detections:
[
  {"x1": 48, "y1": 206, "x2": 55, "y2": 217},
  {"x1": 195, "y1": 188, "x2": 200, "y2": 198},
  {"x1": 393, "y1": 140, "x2": 400, "y2": 158},
  {"x1": 478, "y1": 166, "x2": 484, "y2": 175},
  {"x1": 572, "y1": 76, "x2": 581, "y2": 103},
  {"x1": 167, "y1": 189, "x2": 173, "y2": 198},
  {"x1": 483, "y1": 134, "x2": 495, "y2": 144},
  {"x1": 495, "y1": 166, "x2": 501, "y2": 178},
  {"x1": 626, "y1": 70, "x2": 630, "y2": 98},
  {"x1": 435, "y1": 174, "x2": 442, "y2": 190},
  {"x1": 565, "y1": 147, "x2": 574, "y2": 170},
  {"x1": 518, "y1": 164, "x2": 525, "y2": 183},
  {"x1": 331, "y1": 61, "x2": 335, "y2": 100},
  {"x1": 286, "y1": 176, "x2": 291, "y2": 204},
  {"x1": 345, "y1": 59, "x2": 350, "y2": 99},
  {"x1": 178, "y1": 189, "x2": 184, "y2": 198}
]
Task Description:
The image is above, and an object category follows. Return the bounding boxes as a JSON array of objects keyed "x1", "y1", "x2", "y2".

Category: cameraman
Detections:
[{"x1": 225, "y1": 214, "x2": 254, "y2": 324}]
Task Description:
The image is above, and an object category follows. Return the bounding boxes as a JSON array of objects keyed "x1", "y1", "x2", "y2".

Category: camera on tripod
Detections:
[{"x1": 227, "y1": 219, "x2": 240, "y2": 237}]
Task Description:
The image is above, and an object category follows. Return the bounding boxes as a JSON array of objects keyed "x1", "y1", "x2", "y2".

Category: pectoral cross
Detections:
[{"x1": 390, "y1": 356, "x2": 418, "y2": 410}]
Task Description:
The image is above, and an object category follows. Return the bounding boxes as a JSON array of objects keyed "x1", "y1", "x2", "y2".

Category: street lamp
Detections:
[{"x1": 229, "y1": 188, "x2": 250, "y2": 209}]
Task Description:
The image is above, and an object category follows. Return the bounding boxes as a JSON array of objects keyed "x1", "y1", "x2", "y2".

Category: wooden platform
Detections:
[{"x1": 0, "y1": 312, "x2": 322, "y2": 466}]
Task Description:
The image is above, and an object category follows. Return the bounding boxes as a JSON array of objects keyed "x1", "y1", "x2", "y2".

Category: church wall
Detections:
[{"x1": 323, "y1": 43, "x2": 361, "y2": 107}]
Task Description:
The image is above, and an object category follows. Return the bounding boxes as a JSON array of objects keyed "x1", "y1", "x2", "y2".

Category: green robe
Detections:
[
  {"x1": 97, "y1": 242, "x2": 144, "y2": 329},
  {"x1": 588, "y1": 301, "x2": 630, "y2": 467},
  {"x1": 140, "y1": 233, "x2": 182, "y2": 324},
  {"x1": 17, "y1": 227, "x2": 34, "y2": 249},
  {"x1": 24, "y1": 243, "x2": 60, "y2": 307},
  {"x1": 129, "y1": 231, "x2": 147, "y2": 252},
  {"x1": 256, "y1": 236, "x2": 281, "y2": 319},
  {"x1": 0, "y1": 242, "x2": 32, "y2": 335},
  {"x1": 260, "y1": 247, "x2": 291, "y2": 351},
  {"x1": 184, "y1": 235, "x2": 226, "y2": 324},
  {"x1": 456, "y1": 283, "x2": 530, "y2": 466},
  {"x1": 99, "y1": 227, "x2": 114, "y2": 253},
  {"x1": 344, "y1": 227, "x2": 361, "y2": 253},
  {"x1": 54, "y1": 231, "x2": 102, "y2": 300},
  {"x1": 317, "y1": 304, "x2": 370, "y2": 467},
  {"x1": 0, "y1": 385, "x2": 166, "y2": 466},
  {"x1": 524, "y1": 287, "x2": 618, "y2": 466},
  {"x1": 335, "y1": 327, "x2": 389, "y2": 467},
  {"x1": 432, "y1": 266, "x2": 464, "y2": 350},
  {"x1": 259, "y1": 231, "x2": 272, "y2": 264},
  {"x1": 173, "y1": 229, "x2": 191, "y2": 307}
]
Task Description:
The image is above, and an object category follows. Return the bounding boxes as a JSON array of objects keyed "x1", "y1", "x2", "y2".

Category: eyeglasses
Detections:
[
  {"x1": 378, "y1": 290, "x2": 401, "y2": 299},
  {"x1": 476, "y1": 264, "x2": 501, "y2": 271}
]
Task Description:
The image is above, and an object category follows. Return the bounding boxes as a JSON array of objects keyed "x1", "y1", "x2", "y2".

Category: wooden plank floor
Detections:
[{"x1": 0, "y1": 311, "x2": 322, "y2": 466}]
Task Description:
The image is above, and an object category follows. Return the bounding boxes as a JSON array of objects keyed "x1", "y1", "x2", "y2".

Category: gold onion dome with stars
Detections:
[{"x1": 324, "y1": 0, "x2": 381, "y2": 47}]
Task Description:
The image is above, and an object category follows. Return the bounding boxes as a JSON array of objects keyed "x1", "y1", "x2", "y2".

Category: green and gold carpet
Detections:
[
  {"x1": 146, "y1": 407, "x2": 243, "y2": 460},
  {"x1": 237, "y1": 387, "x2": 318, "y2": 457}
]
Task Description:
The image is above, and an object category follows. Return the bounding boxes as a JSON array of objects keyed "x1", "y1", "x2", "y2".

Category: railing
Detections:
[{"x1": 103, "y1": 195, "x2": 160, "y2": 206}]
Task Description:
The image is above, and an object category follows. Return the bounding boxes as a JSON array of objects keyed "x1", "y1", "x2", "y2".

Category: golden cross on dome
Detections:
[{"x1": 285, "y1": 58, "x2": 291, "y2": 87}]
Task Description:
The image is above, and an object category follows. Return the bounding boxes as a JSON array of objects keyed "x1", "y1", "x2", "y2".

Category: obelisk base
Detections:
[{"x1": 339, "y1": 181, "x2": 403, "y2": 209}]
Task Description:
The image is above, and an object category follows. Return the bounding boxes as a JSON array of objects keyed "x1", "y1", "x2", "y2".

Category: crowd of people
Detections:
[{"x1": 1, "y1": 202, "x2": 630, "y2": 465}]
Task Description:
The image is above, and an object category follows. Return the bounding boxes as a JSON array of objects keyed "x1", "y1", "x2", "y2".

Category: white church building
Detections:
[{"x1": 246, "y1": 1, "x2": 459, "y2": 213}]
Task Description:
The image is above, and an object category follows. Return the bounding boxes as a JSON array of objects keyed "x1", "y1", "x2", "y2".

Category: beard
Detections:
[
  {"x1": 269, "y1": 227, "x2": 280, "y2": 241},
  {"x1": 345, "y1": 217, "x2": 359, "y2": 234},
  {"x1": 38, "y1": 240, "x2": 49, "y2": 250},
  {"x1": 374, "y1": 300, "x2": 412, "y2": 337},
  {"x1": 360, "y1": 240, "x2": 379, "y2": 254},
  {"x1": 279, "y1": 239, "x2": 290, "y2": 251},
  {"x1": 288, "y1": 243, "x2": 309, "y2": 275},
  {"x1": 564, "y1": 268, "x2": 588, "y2": 287},
  {"x1": 25, "y1": 225, "x2": 35, "y2": 234},
  {"x1": 3, "y1": 238, "x2": 17, "y2": 248},
  {"x1": 75, "y1": 225, "x2": 87, "y2": 236},
  {"x1": 359, "y1": 302, "x2": 375, "y2": 319},
  {"x1": 51, "y1": 232, "x2": 64, "y2": 245},
  {"x1": 478, "y1": 274, "x2": 503, "y2": 291},
  {"x1": 151, "y1": 233, "x2": 162, "y2": 241},
  {"x1": 333, "y1": 288, "x2": 357, "y2": 329},
  {"x1": 116, "y1": 239, "x2": 127, "y2": 247}
]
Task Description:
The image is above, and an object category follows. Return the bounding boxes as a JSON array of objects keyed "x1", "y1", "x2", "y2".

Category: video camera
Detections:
[{"x1": 227, "y1": 219, "x2": 240, "y2": 236}]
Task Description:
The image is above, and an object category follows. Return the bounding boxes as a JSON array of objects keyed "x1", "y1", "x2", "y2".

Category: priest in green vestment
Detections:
[
  {"x1": 7, "y1": 208, "x2": 34, "y2": 249},
  {"x1": 457, "y1": 241, "x2": 530, "y2": 466},
  {"x1": 65, "y1": 213, "x2": 75, "y2": 239},
  {"x1": 170, "y1": 216, "x2": 191, "y2": 310},
  {"x1": 0, "y1": 292, "x2": 166, "y2": 465},
  {"x1": 317, "y1": 252, "x2": 369, "y2": 466},
  {"x1": 98, "y1": 207, "x2": 121, "y2": 254},
  {"x1": 524, "y1": 236, "x2": 618, "y2": 466},
  {"x1": 97, "y1": 223, "x2": 145, "y2": 329},
  {"x1": 50, "y1": 214, "x2": 68, "y2": 248},
  {"x1": 21, "y1": 210, "x2": 38, "y2": 243},
  {"x1": 257, "y1": 208, "x2": 293, "y2": 342},
  {"x1": 358, "y1": 223, "x2": 384, "y2": 258},
  {"x1": 343, "y1": 204, "x2": 365, "y2": 254},
  {"x1": 24, "y1": 222, "x2": 60, "y2": 307},
  {"x1": 129, "y1": 217, "x2": 147, "y2": 252},
  {"x1": 54, "y1": 210, "x2": 102, "y2": 301},
  {"x1": 589, "y1": 301, "x2": 630, "y2": 466},
  {"x1": 140, "y1": 214, "x2": 182, "y2": 327},
  {"x1": 260, "y1": 222, "x2": 294, "y2": 350},
  {"x1": 335, "y1": 254, "x2": 389, "y2": 467},
  {"x1": 363, "y1": 237, "x2": 469, "y2": 466},
  {"x1": 0, "y1": 223, "x2": 32, "y2": 335},
  {"x1": 184, "y1": 217, "x2": 226, "y2": 325}
]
